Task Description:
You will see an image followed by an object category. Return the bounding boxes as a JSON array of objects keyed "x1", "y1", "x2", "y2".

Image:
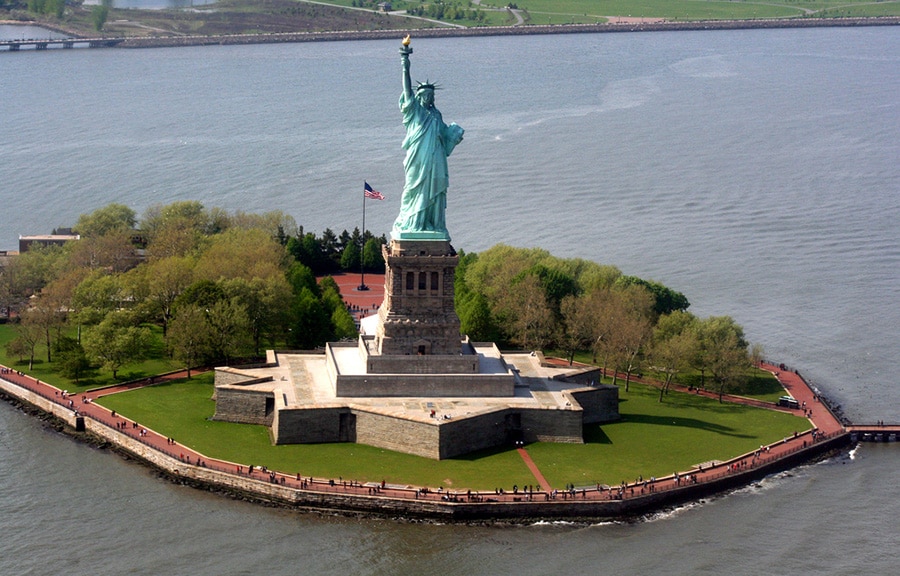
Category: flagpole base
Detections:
[{"x1": 357, "y1": 285, "x2": 370, "y2": 291}]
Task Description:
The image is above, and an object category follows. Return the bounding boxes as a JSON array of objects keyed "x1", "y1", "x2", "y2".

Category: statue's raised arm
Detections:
[
  {"x1": 400, "y1": 34, "x2": 413, "y2": 100},
  {"x1": 392, "y1": 36, "x2": 465, "y2": 242}
]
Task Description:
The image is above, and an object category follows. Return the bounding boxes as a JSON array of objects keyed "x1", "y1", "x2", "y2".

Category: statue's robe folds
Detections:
[{"x1": 392, "y1": 90, "x2": 464, "y2": 239}]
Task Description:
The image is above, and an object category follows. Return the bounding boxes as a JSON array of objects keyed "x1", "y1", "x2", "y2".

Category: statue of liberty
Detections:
[{"x1": 392, "y1": 35, "x2": 464, "y2": 241}]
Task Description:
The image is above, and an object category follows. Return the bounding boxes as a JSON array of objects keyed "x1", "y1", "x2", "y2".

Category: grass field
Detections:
[
  {"x1": 96, "y1": 373, "x2": 809, "y2": 491},
  {"x1": 475, "y1": 0, "x2": 900, "y2": 21}
]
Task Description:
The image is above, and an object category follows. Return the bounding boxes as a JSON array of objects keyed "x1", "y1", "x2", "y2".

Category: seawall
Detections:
[{"x1": 0, "y1": 372, "x2": 852, "y2": 523}]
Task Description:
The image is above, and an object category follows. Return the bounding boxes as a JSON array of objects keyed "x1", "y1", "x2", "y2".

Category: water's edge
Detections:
[{"x1": 0, "y1": 376, "x2": 852, "y2": 524}]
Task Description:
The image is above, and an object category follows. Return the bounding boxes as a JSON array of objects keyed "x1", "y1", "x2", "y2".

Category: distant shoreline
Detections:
[
  {"x1": 3, "y1": 17, "x2": 898, "y2": 50},
  {"x1": 116, "y1": 17, "x2": 900, "y2": 49}
]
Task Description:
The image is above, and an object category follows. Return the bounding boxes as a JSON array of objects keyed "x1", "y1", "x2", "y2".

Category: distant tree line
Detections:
[{"x1": 0, "y1": 202, "x2": 384, "y2": 380}]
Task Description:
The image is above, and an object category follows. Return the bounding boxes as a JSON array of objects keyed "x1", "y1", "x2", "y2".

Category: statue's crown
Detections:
[{"x1": 416, "y1": 80, "x2": 439, "y2": 93}]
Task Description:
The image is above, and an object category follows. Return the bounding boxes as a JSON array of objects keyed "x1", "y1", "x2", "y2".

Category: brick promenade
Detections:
[{"x1": 0, "y1": 351, "x2": 858, "y2": 515}]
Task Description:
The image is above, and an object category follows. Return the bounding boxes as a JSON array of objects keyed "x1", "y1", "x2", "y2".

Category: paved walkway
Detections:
[
  {"x1": 0, "y1": 357, "x2": 857, "y2": 507},
  {"x1": 517, "y1": 447, "x2": 552, "y2": 492},
  {"x1": 328, "y1": 272, "x2": 384, "y2": 325}
]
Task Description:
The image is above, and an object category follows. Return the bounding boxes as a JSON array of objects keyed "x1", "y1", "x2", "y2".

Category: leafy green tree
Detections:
[
  {"x1": 71, "y1": 271, "x2": 123, "y2": 326},
  {"x1": 66, "y1": 229, "x2": 136, "y2": 273},
  {"x1": 81, "y1": 311, "x2": 151, "y2": 379},
  {"x1": 1, "y1": 243, "x2": 67, "y2": 303},
  {"x1": 289, "y1": 287, "x2": 332, "y2": 349},
  {"x1": 55, "y1": 337, "x2": 94, "y2": 384},
  {"x1": 204, "y1": 298, "x2": 251, "y2": 365},
  {"x1": 222, "y1": 276, "x2": 292, "y2": 356},
  {"x1": 286, "y1": 262, "x2": 319, "y2": 298},
  {"x1": 167, "y1": 305, "x2": 213, "y2": 377},
  {"x1": 74, "y1": 203, "x2": 136, "y2": 238},
  {"x1": 287, "y1": 233, "x2": 329, "y2": 273},
  {"x1": 340, "y1": 240, "x2": 361, "y2": 272},
  {"x1": 331, "y1": 306, "x2": 358, "y2": 341},
  {"x1": 559, "y1": 293, "x2": 594, "y2": 365},
  {"x1": 457, "y1": 291, "x2": 502, "y2": 343},
  {"x1": 193, "y1": 227, "x2": 286, "y2": 284},
  {"x1": 318, "y1": 277, "x2": 357, "y2": 341},
  {"x1": 695, "y1": 316, "x2": 749, "y2": 402},
  {"x1": 174, "y1": 279, "x2": 226, "y2": 312},
  {"x1": 615, "y1": 275, "x2": 690, "y2": 316},
  {"x1": 142, "y1": 201, "x2": 216, "y2": 259},
  {"x1": 91, "y1": 4, "x2": 109, "y2": 32},
  {"x1": 648, "y1": 310, "x2": 700, "y2": 401},
  {"x1": 128, "y1": 255, "x2": 194, "y2": 336},
  {"x1": 362, "y1": 237, "x2": 386, "y2": 273}
]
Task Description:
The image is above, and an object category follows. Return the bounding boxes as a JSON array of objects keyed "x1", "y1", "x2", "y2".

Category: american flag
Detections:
[{"x1": 364, "y1": 182, "x2": 385, "y2": 200}]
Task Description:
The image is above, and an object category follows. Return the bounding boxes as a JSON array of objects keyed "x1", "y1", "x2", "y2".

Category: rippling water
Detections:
[{"x1": 1, "y1": 27, "x2": 898, "y2": 574}]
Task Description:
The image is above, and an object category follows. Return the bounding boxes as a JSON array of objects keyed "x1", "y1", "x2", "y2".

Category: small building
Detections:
[
  {"x1": 19, "y1": 234, "x2": 80, "y2": 253},
  {"x1": 377, "y1": 2, "x2": 392, "y2": 12}
]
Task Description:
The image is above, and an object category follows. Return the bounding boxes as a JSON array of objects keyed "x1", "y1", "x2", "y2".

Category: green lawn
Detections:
[
  {"x1": 527, "y1": 382, "x2": 808, "y2": 488},
  {"x1": 96, "y1": 374, "x2": 808, "y2": 491}
]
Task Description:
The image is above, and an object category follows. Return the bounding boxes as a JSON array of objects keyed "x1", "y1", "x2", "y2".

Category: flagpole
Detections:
[{"x1": 358, "y1": 182, "x2": 369, "y2": 291}]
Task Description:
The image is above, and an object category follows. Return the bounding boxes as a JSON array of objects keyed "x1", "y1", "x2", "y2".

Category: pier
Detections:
[{"x1": 847, "y1": 425, "x2": 900, "y2": 442}]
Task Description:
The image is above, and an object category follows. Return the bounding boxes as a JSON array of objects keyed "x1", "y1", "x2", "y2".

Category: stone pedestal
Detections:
[{"x1": 374, "y1": 239, "x2": 462, "y2": 357}]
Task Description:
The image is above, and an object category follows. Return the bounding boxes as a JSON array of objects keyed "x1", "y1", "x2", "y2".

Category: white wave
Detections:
[{"x1": 669, "y1": 55, "x2": 738, "y2": 79}]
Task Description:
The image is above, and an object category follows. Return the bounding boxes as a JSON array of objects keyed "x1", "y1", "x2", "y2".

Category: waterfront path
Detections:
[{"x1": 0, "y1": 357, "x2": 860, "y2": 512}]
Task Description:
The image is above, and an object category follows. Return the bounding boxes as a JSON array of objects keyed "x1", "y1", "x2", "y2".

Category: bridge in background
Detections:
[{"x1": 0, "y1": 37, "x2": 124, "y2": 51}]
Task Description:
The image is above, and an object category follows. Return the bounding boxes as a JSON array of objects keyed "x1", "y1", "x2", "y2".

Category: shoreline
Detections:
[
  {"x1": 115, "y1": 17, "x2": 900, "y2": 49},
  {"x1": 0, "y1": 362, "x2": 856, "y2": 523},
  {"x1": 2, "y1": 17, "x2": 898, "y2": 51}
]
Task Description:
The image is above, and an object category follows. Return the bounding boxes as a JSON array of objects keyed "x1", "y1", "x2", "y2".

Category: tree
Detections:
[
  {"x1": 615, "y1": 275, "x2": 690, "y2": 316},
  {"x1": 288, "y1": 287, "x2": 332, "y2": 349},
  {"x1": 174, "y1": 279, "x2": 226, "y2": 312},
  {"x1": 71, "y1": 271, "x2": 123, "y2": 326},
  {"x1": 559, "y1": 293, "x2": 593, "y2": 365},
  {"x1": 168, "y1": 305, "x2": 213, "y2": 377},
  {"x1": 286, "y1": 262, "x2": 319, "y2": 298},
  {"x1": 66, "y1": 229, "x2": 136, "y2": 273},
  {"x1": 20, "y1": 292, "x2": 66, "y2": 363},
  {"x1": 192, "y1": 227, "x2": 286, "y2": 284},
  {"x1": 129, "y1": 256, "x2": 194, "y2": 336},
  {"x1": 81, "y1": 311, "x2": 151, "y2": 379},
  {"x1": 457, "y1": 291, "x2": 502, "y2": 343},
  {"x1": 696, "y1": 316, "x2": 749, "y2": 402},
  {"x1": 221, "y1": 275, "x2": 292, "y2": 356},
  {"x1": 1, "y1": 243, "x2": 67, "y2": 305},
  {"x1": 497, "y1": 274, "x2": 555, "y2": 350},
  {"x1": 648, "y1": 311, "x2": 699, "y2": 401},
  {"x1": 92, "y1": 4, "x2": 109, "y2": 31},
  {"x1": 204, "y1": 298, "x2": 251, "y2": 365},
  {"x1": 55, "y1": 337, "x2": 94, "y2": 384},
  {"x1": 142, "y1": 201, "x2": 214, "y2": 259},
  {"x1": 362, "y1": 237, "x2": 385, "y2": 273},
  {"x1": 340, "y1": 240, "x2": 360, "y2": 272},
  {"x1": 9, "y1": 320, "x2": 44, "y2": 370},
  {"x1": 74, "y1": 203, "x2": 136, "y2": 238},
  {"x1": 319, "y1": 277, "x2": 357, "y2": 341}
]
